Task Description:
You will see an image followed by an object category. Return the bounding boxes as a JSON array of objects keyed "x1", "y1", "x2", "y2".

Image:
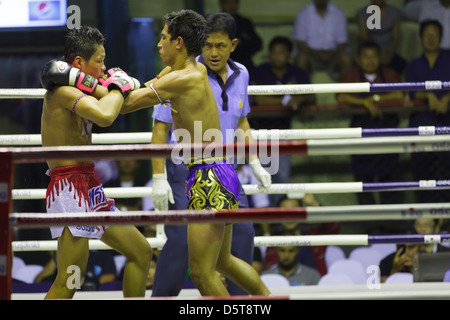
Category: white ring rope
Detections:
[
  {"x1": 0, "y1": 85, "x2": 370, "y2": 99},
  {"x1": 10, "y1": 179, "x2": 450, "y2": 200},
  {"x1": 12, "y1": 233, "x2": 450, "y2": 252},
  {"x1": 2, "y1": 80, "x2": 450, "y2": 99},
  {"x1": 0, "y1": 133, "x2": 155, "y2": 145},
  {"x1": 248, "y1": 82, "x2": 371, "y2": 95},
  {"x1": 5, "y1": 235, "x2": 379, "y2": 252},
  {"x1": 4, "y1": 135, "x2": 450, "y2": 165},
  {"x1": 306, "y1": 135, "x2": 450, "y2": 156},
  {"x1": 7, "y1": 183, "x2": 360, "y2": 200},
  {"x1": 0, "y1": 88, "x2": 46, "y2": 99},
  {"x1": 10, "y1": 203, "x2": 450, "y2": 227},
  {"x1": 0, "y1": 130, "x2": 364, "y2": 146},
  {"x1": 1, "y1": 126, "x2": 449, "y2": 146}
]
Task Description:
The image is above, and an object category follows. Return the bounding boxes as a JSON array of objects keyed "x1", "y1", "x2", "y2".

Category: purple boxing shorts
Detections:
[{"x1": 185, "y1": 159, "x2": 240, "y2": 210}]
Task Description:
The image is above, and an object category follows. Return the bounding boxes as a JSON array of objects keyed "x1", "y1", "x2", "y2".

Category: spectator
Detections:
[
  {"x1": 336, "y1": 40, "x2": 404, "y2": 209},
  {"x1": 379, "y1": 218, "x2": 450, "y2": 281},
  {"x1": 219, "y1": 0, "x2": 263, "y2": 72},
  {"x1": 35, "y1": 250, "x2": 117, "y2": 292},
  {"x1": 413, "y1": 218, "x2": 444, "y2": 254},
  {"x1": 250, "y1": 35, "x2": 315, "y2": 207},
  {"x1": 402, "y1": 0, "x2": 425, "y2": 21},
  {"x1": 143, "y1": 255, "x2": 158, "y2": 290},
  {"x1": 261, "y1": 196, "x2": 340, "y2": 276},
  {"x1": 262, "y1": 245, "x2": 321, "y2": 286},
  {"x1": 103, "y1": 158, "x2": 148, "y2": 211},
  {"x1": 419, "y1": 0, "x2": 450, "y2": 51},
  {"x1": 250, "y1": 36, "x2": 316, "y2": 116},
  {"x1": 405, "y1": 20, "x2": 450, "y2": 203},
  {"x1": 357, "y1": 0, "x2": 407, "y2": 75},
  {"x1": 94, "y1": 160, "x2": 118, "y2": 185},
  {"x1": 82, "y1": 250, "x2": 117, "y2": 291},
  {"x1": 236, "y1": 164, "x2": 270, "y2": 274},
  {"x1": 380, "y1": 242, "x2": 422, "y2": 281},
  {"x1": 293, "y1": 0, "x2": 352, "y2": 80},
  {"x1": 236, "y1": 164, "x2": 270, "y2": 236},
  {"x1": 34, "y1": 251, "x2": 57, "y2": 284}
]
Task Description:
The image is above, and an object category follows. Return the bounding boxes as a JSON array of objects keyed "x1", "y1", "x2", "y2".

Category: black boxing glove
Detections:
[{"x1": 40, "y1": 60, "x2": 98, "y2": 94}]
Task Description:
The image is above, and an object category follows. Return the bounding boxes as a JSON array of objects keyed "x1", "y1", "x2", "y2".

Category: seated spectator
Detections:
[
  {"x1": 336, "y1": 40, "x2": 404, "y2": 208},
  {"x1": 261, "y1": 196, "x2": 340, "y2": 276},
  {"x1": 380, "y1": 242, "x2": 422, "y2": 281},
  {"x1": 379, "y1": 218, "x2": 450, "y2": 281},
  {"x1": 402, "y1": 0, "x2": 425, "y2": 21},
  {"x1": 236, "y1": 164, "x2": 270, "y2": 237},
  {"x1": 262, "y1": 245, "x2": 320, "y2": 286},
  {"x1": 250, "y1": 35, "x2": 315, "y2": 207},
  {"x1": 219, "y1": 0, "x2": 263, "y2": 72},
  {"x1": 144, "y1": 254, "x2": 158, "y2": 290},
  {"x1": 357, "y1": 0, "x2": 407, "y2": 75},
  {"x1": 103, "y1": 158, "x2": 148, "y2": 211},
  {"x1": 406, "y1": 20, "x2": 450, "y2": 113},
  {"x1": 405, "y1": 20, "x2": 450, "y2": 203},
  {"x1": 251, "y1": 35, "x2": 315, "y2": 113},
  {"x1": 35, "y1": 250, "x2": 117, "y2": 291},
  {"x1": 413, "y1": 218, "x2": 446, "y2": 254},
  {"x1": 419, "y1": 0, "x2": 450, "y2": 51},
  {"x1": 34, "y1": 251, "x2": 57, "y2": 284},
  {"x1": 293, "y1": 0, "x2": 352, "y2": 80},
  {"x1": 82, "y1": 250, "x2": 117, "y2": 291},
  {"x1": 94, "y1": 160, "x2": 118, "y2": 185}
]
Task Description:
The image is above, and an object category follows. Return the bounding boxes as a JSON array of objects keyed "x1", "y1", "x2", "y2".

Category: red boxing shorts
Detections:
[{"x1": 46, "y1": 164, "x2": 119, "y2": 239}]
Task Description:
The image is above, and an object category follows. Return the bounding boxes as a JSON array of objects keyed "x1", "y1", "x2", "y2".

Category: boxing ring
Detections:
[{"x1": 2, "y1": 81, "x2": 450, "y2": 300}]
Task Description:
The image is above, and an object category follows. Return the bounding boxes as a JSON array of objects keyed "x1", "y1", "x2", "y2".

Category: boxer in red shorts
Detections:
[
  {"x1": 40, "y1": 26, "x2": 151, "y2": 299},
  {"x1": 46, "y1": 164, "x2": 116, "y2": 239}
]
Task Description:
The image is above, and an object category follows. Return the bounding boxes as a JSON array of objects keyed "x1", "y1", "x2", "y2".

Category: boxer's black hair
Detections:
[
  {"x1": 164, "y1": 10, "x2": 207, "y2": 56},
  {"x1": 64, "y1": 26, "x2": 105, "y2": 63}
]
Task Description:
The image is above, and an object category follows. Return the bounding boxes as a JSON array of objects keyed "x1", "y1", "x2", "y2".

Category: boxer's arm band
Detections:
[
  {"x1": 149, "y1": 83, "x2": 177, "y2": 113},
  {"x1": 149, "y1": 83, "x2": 165, "y2": 104},
  {"x1": 72, "y1": 94, "x2": 87, "y2": 113}
]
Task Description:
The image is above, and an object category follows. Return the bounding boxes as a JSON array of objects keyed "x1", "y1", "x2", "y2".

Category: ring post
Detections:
[{"x1": 0, "y1": 150, "x2": 13, "y2": 300}]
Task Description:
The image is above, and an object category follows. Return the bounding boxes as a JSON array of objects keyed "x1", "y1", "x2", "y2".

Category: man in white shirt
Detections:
[{"x1": 293, "y1": 0, "x2": 352, "y2": 80}]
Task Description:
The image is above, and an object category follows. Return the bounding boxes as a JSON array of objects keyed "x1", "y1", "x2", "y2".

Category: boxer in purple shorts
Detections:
[
  {"x1": 148, "y1": 12, "x2": 271, "y2": 297},
  {"x1": 186, "y1": 159, "x2": 240, "y2": 211},
  {"x1": 122, "y1": 10, "x2": 270, "y2": 296}
]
